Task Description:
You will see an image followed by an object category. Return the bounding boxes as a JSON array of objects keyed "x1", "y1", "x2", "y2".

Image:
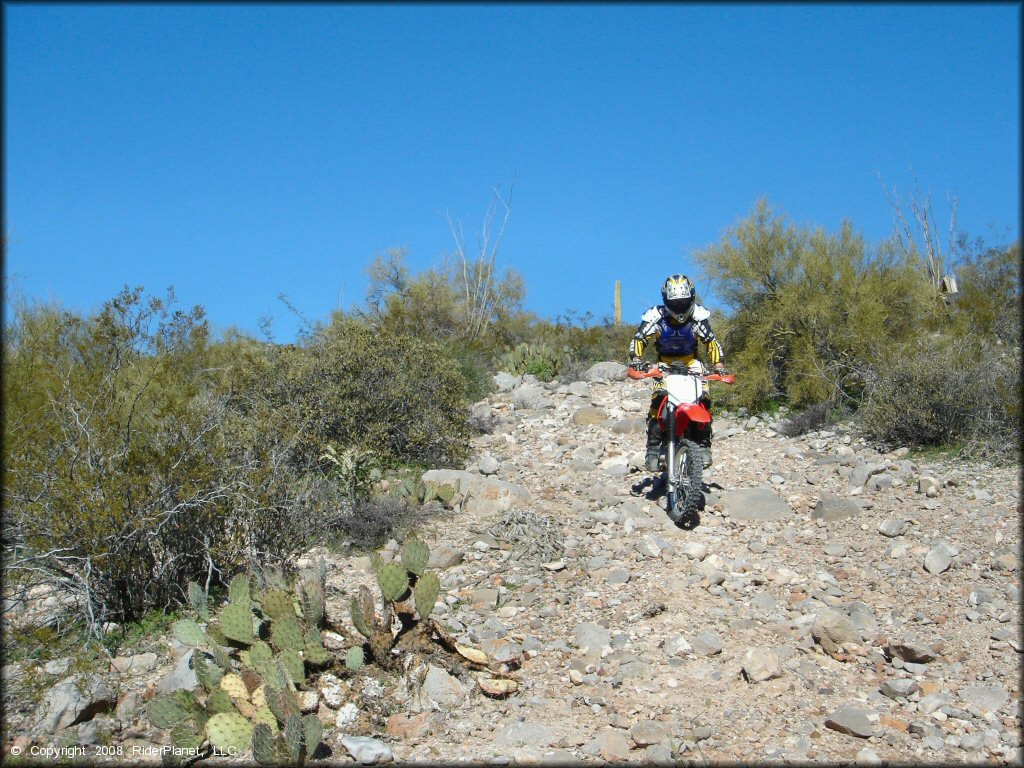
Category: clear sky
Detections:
[{"x1": 5, "y1": 3, "x2": 1020, "y2": 343}]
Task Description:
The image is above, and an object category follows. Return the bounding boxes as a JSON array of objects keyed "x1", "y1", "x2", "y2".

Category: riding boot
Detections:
[
  {"x1": 645, "y1": 419, "x2": 664, "y2": 471},
  {"x1": 698, "y1": 424, "x2": 713, "y2": 469}
]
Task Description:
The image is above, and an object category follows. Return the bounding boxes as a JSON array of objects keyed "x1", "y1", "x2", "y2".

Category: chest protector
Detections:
[{"x1": 655, "y1": 317, "x2": 698, "y2": 358}]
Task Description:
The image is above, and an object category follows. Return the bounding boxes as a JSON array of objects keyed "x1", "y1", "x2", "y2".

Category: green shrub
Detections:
[{"x1": 859, "y1": 334, "x2": 1020, "y2": 461}]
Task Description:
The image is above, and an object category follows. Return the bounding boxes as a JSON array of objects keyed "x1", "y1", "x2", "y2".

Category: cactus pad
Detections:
[
  {"x1": 377, "y1": 562, "x2": 409, "y2": 603},
  {"x1": 265, "y1": 685, "x2": 299, "y2": 724},
  {"x1": 302, "y1": 714, "x2": 323, "y2": 757},
  {"x1": 279, "y1": 649, "x2": 305, "y2": 685},
  {"x1": 172, "y1": 619, "x2": 207, "y2": 648},
  {"x1": 193, "y1": 651, "x2": 222, "y2": 691},
  {"x1": 261, "y1": 588, "x2": 295, "y2": 621},
  {"x1": 228, "y1": 573, "x2": 250, "y2": 604},
  {"x1": 401, "y1": 537, "x2": 430, "y2": 576},
  {"x1": 252, "y1": 705, "x2": 277, "y2": 731},
  {"x1": 220, "y1": 673, "x2": 249, "y2": 701},
  {"x1": 271, "y1": 616, "x2": 304, "y2": 652},
  {"x1": 211, "y1": 644, "x2": 233, "y2": 673},
  {"x1": 170, "y1": 689, "x2": 197, "y2": 713},
  {"x1": 205, "y1": 712, "x2": 253, "y2": 755},
  {"x1": 301, "y1": 582, "x2": 325, "y2": 628},
  {"x1": 303, "y1": 642, "x2": 332, "y2": 667},
  {"x1": 350, "y1": 596, "x2": 370, "y2": 639},
  {"x1": 248, "y1": 640, "x2": 273, "y2": 665},
  {"x1": 252, "y1": 722, "x2": 277, "y2": 765},
  {"x1": 170, "y1": 724, "x2": 203, "y2": 751},
  {"x1": 219, "y1": 602, "x2": 255, "y2": 645},
  {"x1": 205, "y1": 622, "x2": 229, "y2": 648},
  {"x1": 283, "y1": 714, "x2": 304, "y2": 763},
  {"x1": 187, "y1": 582, "x2": 209, "y2": 621},
  {"x1": 413, "y1": 571, "x2": 440, "y2": 620},
  {"x1": 345, "y1": 646, "x2": 364, "y2": 671},
  {"x1": 147, "y1": 696, "x2": 189, "y2": 729},
  {"x1": 206, "y1": 688, "x2": 236, "y2": 715}
]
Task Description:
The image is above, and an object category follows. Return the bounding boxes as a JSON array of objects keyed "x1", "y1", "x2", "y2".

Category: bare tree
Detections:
[
  {"x1": 446, "y1": 182, "x2": 514, "y2": 341},
  {"x1": 878, "y1": 171, "x2": 960, "y2": 293}
]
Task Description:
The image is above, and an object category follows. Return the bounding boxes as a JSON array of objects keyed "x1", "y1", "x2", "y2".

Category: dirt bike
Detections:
[{"x1": 627, "y1": 362, "x2": 735, "y2": 525}]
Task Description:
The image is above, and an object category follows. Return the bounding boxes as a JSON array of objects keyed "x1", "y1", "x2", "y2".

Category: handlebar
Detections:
[{"x1": 627, "y1": 363, "x2": 735, "y2": 384}]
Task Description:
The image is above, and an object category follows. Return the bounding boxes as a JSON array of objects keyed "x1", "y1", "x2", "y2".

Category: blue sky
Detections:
[{"x1": 5, "y1": 4, "x2": 1020, "y2": 343}]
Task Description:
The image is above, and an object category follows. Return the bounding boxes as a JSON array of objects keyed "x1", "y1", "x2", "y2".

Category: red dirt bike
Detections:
[{"x1": 628, "y1": 362, "x2": 735, "y2": 525}]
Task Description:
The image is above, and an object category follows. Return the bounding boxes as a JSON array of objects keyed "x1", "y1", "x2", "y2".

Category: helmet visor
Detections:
[{"x1": 665, "y1": 296, "x2": 694, "y2": 318}]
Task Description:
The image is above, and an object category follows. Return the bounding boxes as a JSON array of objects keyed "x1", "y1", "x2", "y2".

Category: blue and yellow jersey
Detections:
[{"x1": 629, "y1": 304, "x2": 724, "y2": 367}]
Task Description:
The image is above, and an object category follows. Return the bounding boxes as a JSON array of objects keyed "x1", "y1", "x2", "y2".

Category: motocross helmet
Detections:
[{"x1": 661, "y1": 274, "x2": 696, "y2": 322}]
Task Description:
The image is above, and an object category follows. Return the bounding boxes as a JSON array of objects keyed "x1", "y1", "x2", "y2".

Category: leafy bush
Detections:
[
  {"x1": 859, "y1": 334, "x2": 1020, "y2": 461},
  {"x1": 3, "y1": 289, "x2": 243, "y2": 626},
  {"x1": 778, "y1": 402, "x2": 835, "y2": 437},
  {"x1": 695, "y1": 199, "x2": 933, "y2": 410}
]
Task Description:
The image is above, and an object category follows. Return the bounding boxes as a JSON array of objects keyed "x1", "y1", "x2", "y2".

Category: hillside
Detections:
[{"x1": 6, "y1": 363, "x2": 1021, "y2": 765}]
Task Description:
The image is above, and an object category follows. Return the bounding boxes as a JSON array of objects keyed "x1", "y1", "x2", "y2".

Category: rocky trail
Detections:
[{"x1": 7, "y1": 362, "x2": 1021, "y2": 765}]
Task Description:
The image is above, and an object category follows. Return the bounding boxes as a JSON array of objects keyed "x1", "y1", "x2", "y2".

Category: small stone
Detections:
[
  {"x1": 856, "y1": 747, "x2": 882, "y2": 765},
  {"x1": 887, "y1": 639, "x2": 936, "y2": 664},
  {"x1": 825, "y1": 705, "x2": 876, "y2": 738},
  {"x1": 606, "y1": 568, "x2": 631, "y2": 584},
  {"x1": 878, "y1": 518, "x2": 909, "y2": 538},
  {"x1": 340, "y1": 735, "x2": 393, "y2": 764},
  {"x1": 812, "y1": 494, "x2": 861, "y2": 522},
  {"x1": 880, "y1": 678, "x2": 919, "y2": 699},
  {"x1": 924, "y1": 542, "x2": 957, "y2": 574},
  {"x1": 664, "y1": 636, "x2": 693, "y2": 657},
  {"x1": 690, "y1": 631, "x2": 723, "y2": 656},
  {"x1": 630, "y1": 720, "x2": 669, "y2": 746},
  {"x1": 478, "y1": 456, "x2": 500, "y2": 475},
  {"x1": 597, "y1": 728, "x2": 631, "y2": 762},
  {"x1": 741, "y1": 648, "x2": 783, "y2": 682},
  {"x1": 472, "y1": 588, "x2": 499, "y2": 609},
  {"x1": 574, "y1": 623, "x2": 611, "y2": 651}
]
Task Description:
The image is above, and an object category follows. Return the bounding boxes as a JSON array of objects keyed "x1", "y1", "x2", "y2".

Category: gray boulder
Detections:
[
  {"x1": 36, "y1": 675, "x2": 117, "y2": 733},
  {"x1": 825, "y1": 705, "x2": 876, "y2": 738},
  {"x1": 811, "y1": 494, "x2": 861, "y2": 522},
  {"x1": 513, "y1": 385, "x2": 554, "y2": 410},
  {"x1": 493, "y1": 372, "x2": 522, "y2": 392},
  {"x1": 719, "y1": 487, "x2": 792, "y2": 521},
  {"x1": 583, "y1": 362, "x2": 627, "y2": 383}
]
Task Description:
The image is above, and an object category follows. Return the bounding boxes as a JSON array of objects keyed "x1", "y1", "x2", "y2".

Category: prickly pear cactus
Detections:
[
  {"x1": 303, "y1": 641, "x2": 332, "y2": 667},
  {"x1": 252, "y1": 722, "x2": 277, "y2": 765},
  {"x1": 147, "y1": 696, "x2": 189, "y2": 729},
  {"x1": 271, "y1": 617, "x2": 304, "y2": 652},
  {"x1": 205, "y1": 712, "x2": 253, "y2": 754},
  {"x1": 187, "y1": 582, "x2": 209, "y2": 621},
  {"x1": 345, "y1": 646, "x2": 364, "y2": 671},
  {"x1": 193, "y1": 650, "x2": 223, "y2": 690},
  {"x1": 228, "y1": 573, "x2": 250, "y2": 605},
  {"x1": 279, "y1": 649, "x2": 305, "y2": 685},
  {"x1": 350, "y1": 594, "x2": 370, "y2": 639},
  {"x1": 377, "y1": 562, "x2": 409, "y2": 603},
  {"x1": 413, "y1": 571, "x2": 440, "y2": 620},
  {"x1": 401, "y1": 537, "x2": 430, "y2": 576},
  {"x1": 170, "y1": 723, "x2": 203, "y2": 751},
  {"x1": 301, "y1": 581, "x2": 325, "y2": 628},
  {"x1": 220, "y1": 673, "x2": 248, "y2": 701},
  {"x1": 205, "y1": 688, "x2": 236, "y2": 715},
  {"x1": 260, "y1": 588, "x2": 294, "y2": 621},
  {"x1": 172, "y1": 619, "x2": 207, "y2": 648},
  {"x1": 302, "y1": 714, "x2": 323, "y2": 759},
  {"x1": 218, "y1": 601, "x2": 255, "y2": 645},
  {"x1": 284, "y1": 714, "x2": 304, "y2": 763}
]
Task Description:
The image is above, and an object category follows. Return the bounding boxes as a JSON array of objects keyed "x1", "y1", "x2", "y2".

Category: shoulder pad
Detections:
[
  {"x1": 692, "y1": 305, "x2": 711, "y2": 322},
  {"x1": 640, "y1": 306, "x2": 663, "y2": 323}
]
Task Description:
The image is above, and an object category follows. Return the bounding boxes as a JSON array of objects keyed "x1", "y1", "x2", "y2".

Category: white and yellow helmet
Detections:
[{"x1": 661, "y1": 274, "x2": 696, "y2": 321}]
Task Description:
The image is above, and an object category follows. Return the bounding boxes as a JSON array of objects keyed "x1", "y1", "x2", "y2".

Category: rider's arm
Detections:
[
  {"x1": 692, "y1": 308, "x2": 725, "y2": 368},
  {"x1": 629, "y1": 307, "x2": 662, "y2": 362}
]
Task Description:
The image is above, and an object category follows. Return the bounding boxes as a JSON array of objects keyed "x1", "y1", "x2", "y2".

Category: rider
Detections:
[{"x1": 628, "y1": 274, "x2": 727, "y2": 472}]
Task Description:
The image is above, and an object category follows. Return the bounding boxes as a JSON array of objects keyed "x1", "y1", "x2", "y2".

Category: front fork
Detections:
[{"x1": 664, "y1": 405, "x2": 676, "y2": 487}]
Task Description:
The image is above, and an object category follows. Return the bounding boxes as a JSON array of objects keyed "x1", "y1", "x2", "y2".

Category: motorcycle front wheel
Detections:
[{"x1": 667, "y1": 439, "x2": 703, "y2": 525}]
